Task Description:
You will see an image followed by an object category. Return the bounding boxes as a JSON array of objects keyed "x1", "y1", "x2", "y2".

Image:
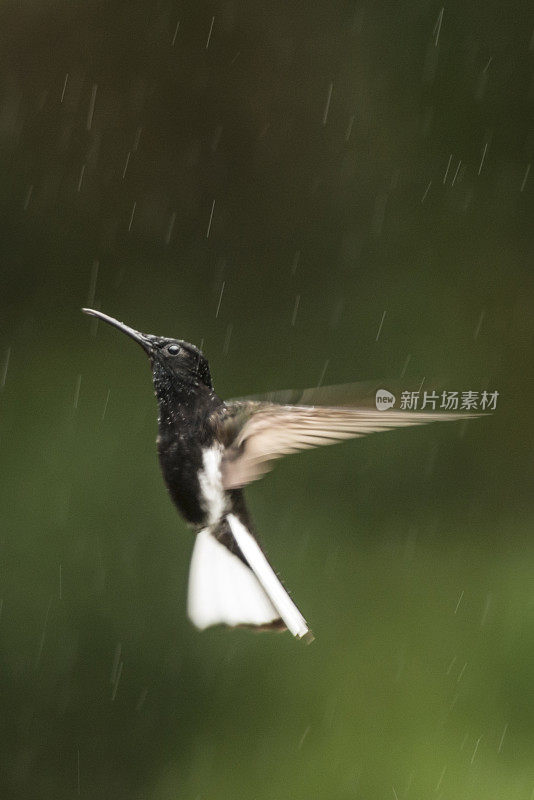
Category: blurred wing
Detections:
[
  {"x1": 221, "y1": 404, "x2": 479, "y2": 489},
  {"x1": 227, "y1": 377, "x2": 464, "y2": 410},
  {"x1": 226, "y1": 380, "x2": 387, "y2": 409}
]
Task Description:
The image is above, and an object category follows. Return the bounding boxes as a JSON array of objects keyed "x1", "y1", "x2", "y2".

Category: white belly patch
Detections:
[{"x1": 198, "y1": 445, "x2": 227, "y2": 525}]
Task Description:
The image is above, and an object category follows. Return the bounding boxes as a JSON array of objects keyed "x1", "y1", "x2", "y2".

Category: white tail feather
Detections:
[
  {"x1": 187, "y1": 528, "x2": 280, "y2": 630},
  {"x1": 226, "y1": 514, "x2": 312, "y2": 641}
]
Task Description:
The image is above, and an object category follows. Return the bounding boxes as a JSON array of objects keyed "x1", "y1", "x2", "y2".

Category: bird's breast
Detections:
[{"x1": 157, "y1": 432, "x2": 229, "y2": 527}]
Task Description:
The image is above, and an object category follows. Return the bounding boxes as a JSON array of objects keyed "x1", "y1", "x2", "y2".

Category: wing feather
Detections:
[{"x1": 221, "y1": 405, "x2": 481, "y2": 489}]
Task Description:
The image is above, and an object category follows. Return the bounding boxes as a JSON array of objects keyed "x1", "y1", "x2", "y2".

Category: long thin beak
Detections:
[{"x1": 82, "y1": 308, "x2": 153, "y2": 355}]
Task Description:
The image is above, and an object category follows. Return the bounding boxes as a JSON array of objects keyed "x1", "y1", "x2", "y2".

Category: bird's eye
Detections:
[{"x1": 167, "y1": 344, "x2": 180, "y2": 355}]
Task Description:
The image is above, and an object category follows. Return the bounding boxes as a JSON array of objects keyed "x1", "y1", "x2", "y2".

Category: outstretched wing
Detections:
[{"x1": 219, "y1": 403, "x2": 480, "y2": 490}]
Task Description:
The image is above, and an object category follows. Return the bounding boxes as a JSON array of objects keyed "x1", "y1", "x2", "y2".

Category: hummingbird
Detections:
[{"x1": 82, "y1": 308, "x2": 480, "y2": 642}]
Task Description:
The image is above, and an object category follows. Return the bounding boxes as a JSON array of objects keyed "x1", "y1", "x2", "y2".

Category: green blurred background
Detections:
[{"x1": 1, "y1": 1, "x2": 533, "y2": 797}]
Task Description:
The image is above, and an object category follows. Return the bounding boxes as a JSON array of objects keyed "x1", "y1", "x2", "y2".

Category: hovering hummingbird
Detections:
[{"x1": 83, "y1": 309, "x2": 480, "y2": 642}]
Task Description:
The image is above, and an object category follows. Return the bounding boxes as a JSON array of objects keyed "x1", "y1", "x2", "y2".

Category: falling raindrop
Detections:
[
  {"x1": 60, "y1": 73, "x2": 69, "y2": 103},
  {"x1": 400, "y1": 354, "x2": 411, "y2": 379},
  {"x1": 317, "y1": 359, "x2": 329, "y2": 388},
  {"x1": 498, "y1": 723, "x2": 508, "y2": 754},
  {"x1": 206, "y1": 16, "x2": 215, "y2": 49},
  {"x1": 111, "y1": 661, "x2": 123, "y2": 701},
  {"x1": 446, "y1": 655, "x2": 457, "y2": 675},
  {"x1": 76, "y1": 163, "x2": 86, "y2": 192},
  {"x1": 345, "y1": 114, "x2": 354, "y2": 142},
  {"x1": 73, "y1": 375, "x2": 82, "y2": 409},
  {"x1": 223, "y1": 324, "x2": 233, "y2": 355},
  {"x1": 470, "y1": 736, "x2": 482, "y2": 764},
  {"x1": 165, "y1": 212, "x2": 176, "y2": 244},
  {"x1": 101, "y1": 388, "x2": 111, "y2": 421},
  {"x1": 1, "y1": 346, "x2": 11, "y2": 390},
  {"x1": 322, "y1": 82, "x2": 333, "y2": 126},
  {"x1": 478, "y1": 133, "x2": 492, "y2": 176},
  {"x1": 457, "y1": 662, "x2": 468, "y2": 684},
  {"x1": 215, "y1": 281, "x2": 225, "y2": 318},
  {"x1": 433, "y1": 7, "x2": 444, "y2": 46},
  {"x1": 132, "y1": 126, "x2": 143, "y2": 151},
  {"x1": 128, "y1": 201, "x2": 137, "y2": 232},
  {"x1": 86, "y1": 83, "x2": 97, "y2": 131},
  {"x1": 122, "y1": 151, "x2": 131, "y2": 180},
  {"x1": 435, "y1": 765, "x2": 447, "y2": 792},
  {"x1": 480, "y1": 593, "x2": 491, "y2": 626},
  {"x1": 421, "y1": 181, "x2": 432, "y2": 203},
  {"x1": 375, "y1": 310, "x2": 386, "y2": 342},
  {"x1": 291, "y1": 294, "x2": 300, "y2": 326},
  {"x1": 298, "y1": 725, "x2": 311, "y2": 750},
  {"x1": 451, "y1": 159, "x2": 462, "y2": 187},
  {"x1": 520, "y1": 164, "x2": 530, "y2": 192},
  {"x1": 23, "y1": 185, "x2": 33, "y2": 210},
  {"x1": 443, "y1": 153, "x2": 453, "y2": 184},
  {"x1": 473, "y1": 310, "x2": 485, "y2": 340},
  {"x1": 206, "y1": 199, "x2": 215, "y2": 238}
]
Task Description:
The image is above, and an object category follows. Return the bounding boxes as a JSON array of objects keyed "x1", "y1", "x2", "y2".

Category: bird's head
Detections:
[{"x1": 82, "y1": 309, "x2": 213, "y2": 397}]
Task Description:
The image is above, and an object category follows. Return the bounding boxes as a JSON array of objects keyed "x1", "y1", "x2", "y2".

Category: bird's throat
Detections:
[
  {"x1": 153, "y1": 370, "x2": 193, "y2": 427},
  {"x1": 151, "y1": 363, "x2": 222, "y2": 432}
]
